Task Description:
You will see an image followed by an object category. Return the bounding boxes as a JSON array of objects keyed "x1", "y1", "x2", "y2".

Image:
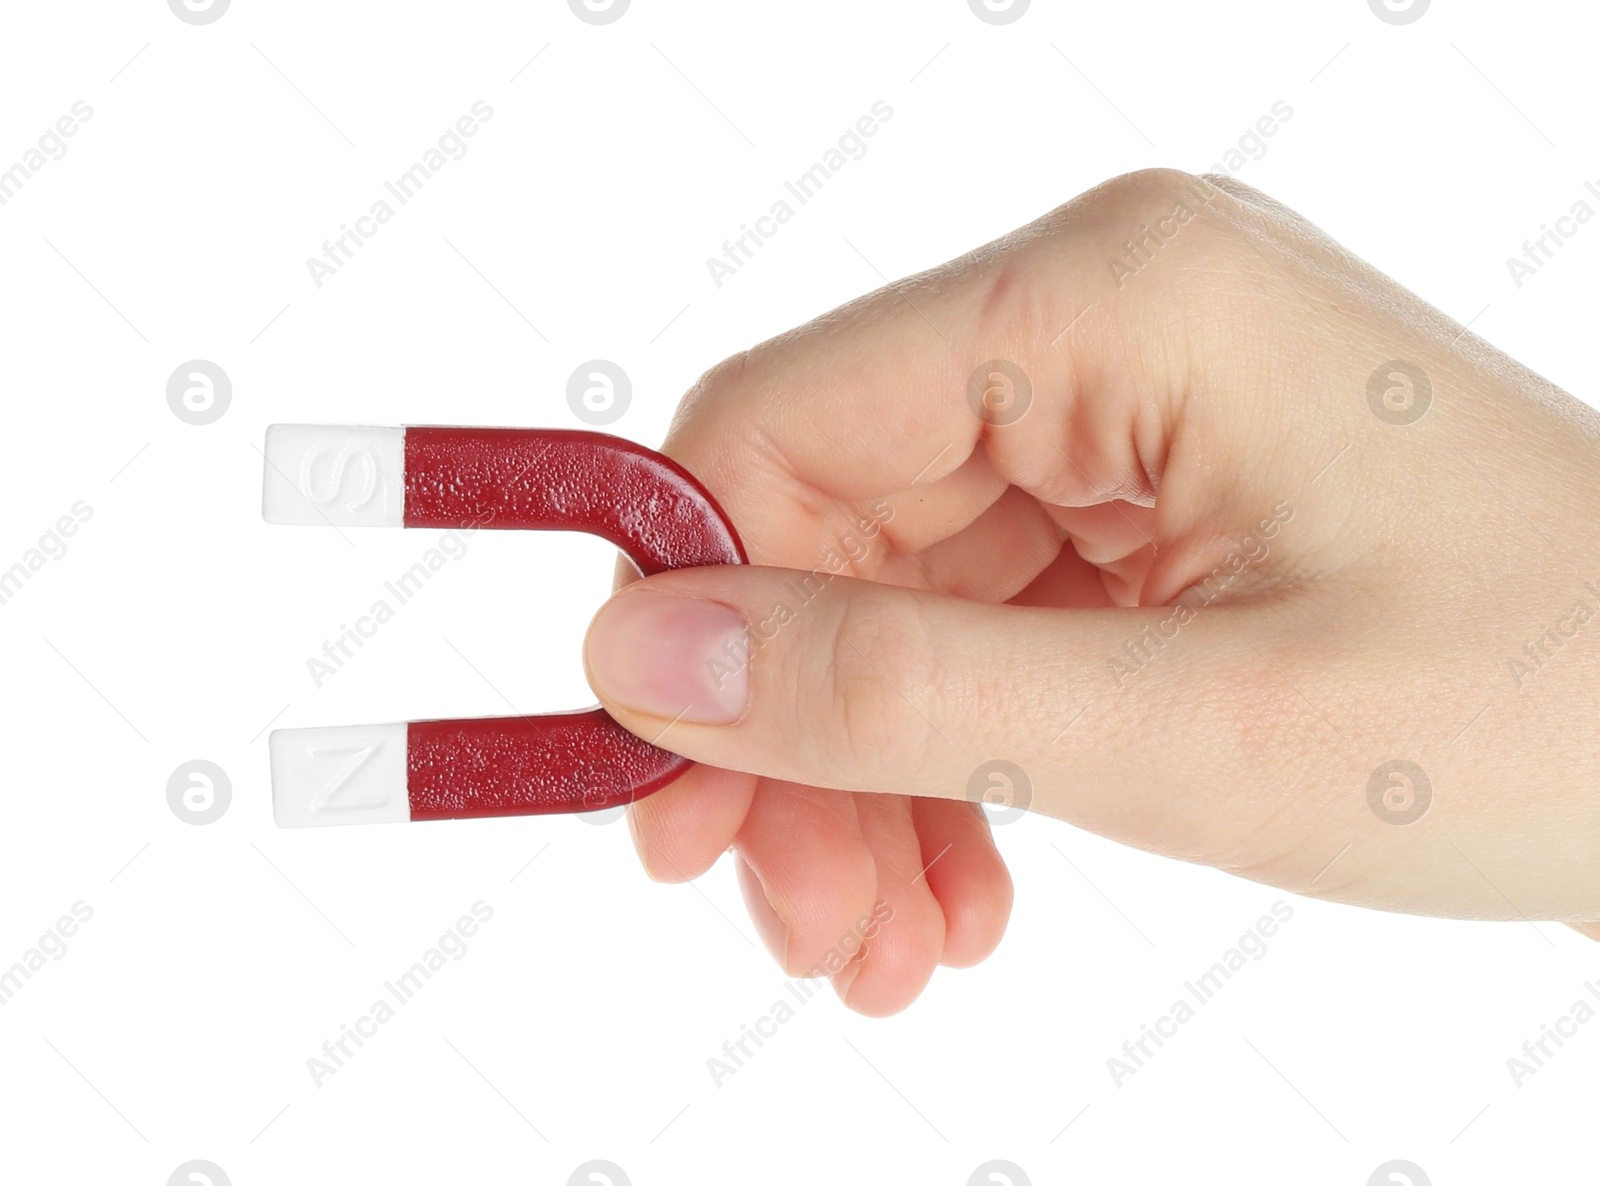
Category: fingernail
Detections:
[{"x1": 586, "y1": 591, "x2": 749, "y2": 724}]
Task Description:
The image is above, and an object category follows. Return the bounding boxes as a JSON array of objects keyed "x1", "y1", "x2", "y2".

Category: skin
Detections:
[{"x1": 582, "y1": 169, "x2": 1600, "y2": 1016}]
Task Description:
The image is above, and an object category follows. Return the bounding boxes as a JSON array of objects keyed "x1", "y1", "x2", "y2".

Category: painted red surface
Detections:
[{"x1": 401, "y1": 427, "x2": 745, "y2": 819}]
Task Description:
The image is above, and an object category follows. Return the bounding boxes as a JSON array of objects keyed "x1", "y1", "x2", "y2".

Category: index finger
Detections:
[{"x1": 655, "y1": 169, "x2": 1236, "y2": 566}]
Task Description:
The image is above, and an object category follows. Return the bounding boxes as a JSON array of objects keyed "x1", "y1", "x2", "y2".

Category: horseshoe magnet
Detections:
[{"x1": 261, "y1": 424, "x2": 745, "y2": 827}]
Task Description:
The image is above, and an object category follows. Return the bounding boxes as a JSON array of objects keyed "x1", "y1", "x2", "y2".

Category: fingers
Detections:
[
  {"x1": 732, "y1": 780, "x2": 878, "y2": 976},
  {"x1": 903, "y1": 484, "x2": 1063, "y2": 602},
  {"x1": 837, "y1": 795, "x2": 947, "y2": 1017},
  {"x1": 735, "y1": 856, "x2": 794, "y2": 967},
  {"x1": 584, "y1": 561, "x2": 1268, "y2": 842},
  {"x1": 607, "y1": 169, "x2": 1370, "y2": 1000},
  {"x1": 731, "y1": 789, "x2": 1013, "y2": 1010},
  {"x1": 658, "y1": 170, "x2": 1274, "y2": 572},
  {"x1": 910, "y1": 799, "x2": 1013, "y2": 968},
  {"x1": 625, "y1": 763, "x2": 755, "y2": 883}
]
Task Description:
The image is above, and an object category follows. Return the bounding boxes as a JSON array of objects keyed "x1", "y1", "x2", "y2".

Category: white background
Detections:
[{"x1": 1, "y1": 1, "x2": 1597, "y2": 1183}]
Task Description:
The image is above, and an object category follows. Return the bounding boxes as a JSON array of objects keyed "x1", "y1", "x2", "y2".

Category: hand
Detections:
[{"x1": 583, "y1": 169, "x2": 1600, "y2": 1014}]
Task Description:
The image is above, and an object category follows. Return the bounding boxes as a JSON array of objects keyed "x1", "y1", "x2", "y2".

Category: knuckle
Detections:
[
  {"x1": 1103, "y1": 166, "x2": 1208, "y2": 202},
  {"x1": 1051, "y1": 169, "x2": 1253, "y2": 296},
  {"x1": 678, "y1": 348, "x2": 755, "y2": 418},
  {"x1": 1197, "y1": 170, "x2": 1262, "y2": 205},
  {"x1": 968, "y1": 252, "x2": 1044, "y2": 360},
  {"x1": 963, "y1": 177, "x2": 1195, "y2": 364},
  {"x1": 805, "y1": 595, "x2": 942, "y2": 787},
  {"x1": 1081, "y1": 168, "x2": 1212, "y2": 224},
  {"x1": 960, "y1": 170, "x2": 1263, "y2": 379}
]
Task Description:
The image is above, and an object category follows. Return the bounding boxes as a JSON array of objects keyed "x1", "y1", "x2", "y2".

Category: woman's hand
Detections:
[{"x1": 583, "y1": 169, "x2": 1600, "y2": 1014}]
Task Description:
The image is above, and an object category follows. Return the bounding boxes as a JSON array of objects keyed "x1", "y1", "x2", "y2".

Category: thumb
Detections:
[{"x1": 583, "y1": 563, "x2": 1260, "y2": 836}]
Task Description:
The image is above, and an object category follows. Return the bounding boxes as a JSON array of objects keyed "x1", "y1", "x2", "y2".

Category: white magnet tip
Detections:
[
  {"x1": 262, "y1": 424, "x2": 406, "y2": 527},
  {"x1": 269, "y1": 723, "x2": 411, "y2": 828}
]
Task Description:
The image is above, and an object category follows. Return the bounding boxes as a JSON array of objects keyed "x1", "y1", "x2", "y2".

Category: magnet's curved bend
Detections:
[{"x1": 262, "y1": 425, "x2": 746, "y2": 827}]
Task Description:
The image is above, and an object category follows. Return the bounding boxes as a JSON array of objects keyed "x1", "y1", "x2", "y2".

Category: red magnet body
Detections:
[{"x1": 261, "y1": 425, "x2": 745, "y2": 827}]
